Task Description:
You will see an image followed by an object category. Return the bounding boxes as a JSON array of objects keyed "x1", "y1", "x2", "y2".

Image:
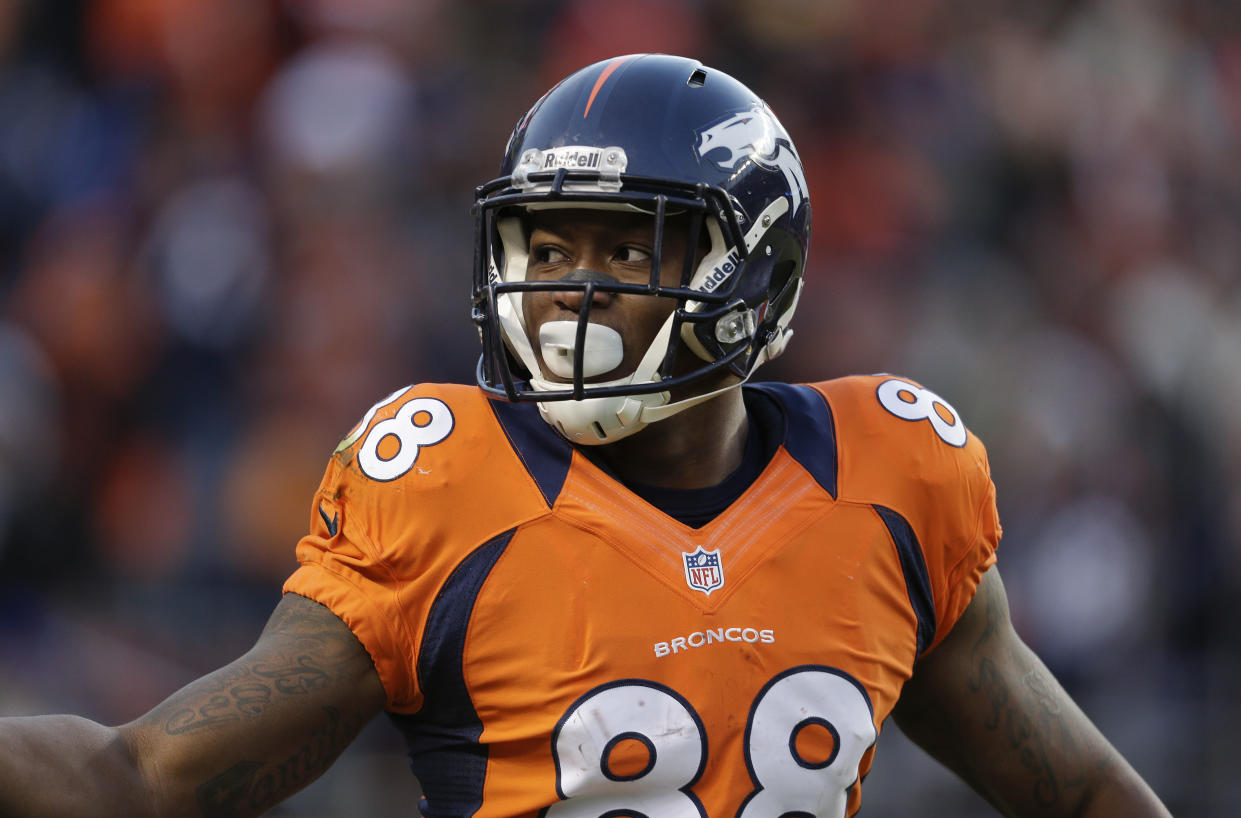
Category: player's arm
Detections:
[
  {"x1": 892, "y1": 566, "x2": 1171, "y2": 818},
  {"x1": 0, "y1": 592, "x2": 386, "y2": 818}
]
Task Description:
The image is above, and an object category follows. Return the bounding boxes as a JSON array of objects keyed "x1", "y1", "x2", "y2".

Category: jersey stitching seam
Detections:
[
  {"x1": 943, "y1": 458, "x2": 1001, "y2": 595},
  {"x1": 558, "y1": 458, "x2": 837, "y2": 611},
  {"x1": 319, "y1": 494, "x2": 424, "y2": 702}
]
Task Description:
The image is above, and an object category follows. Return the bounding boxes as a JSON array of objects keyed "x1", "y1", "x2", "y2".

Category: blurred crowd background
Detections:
[{"x1": 0, "y1": 0, "x2": 1238, "y2": 814}]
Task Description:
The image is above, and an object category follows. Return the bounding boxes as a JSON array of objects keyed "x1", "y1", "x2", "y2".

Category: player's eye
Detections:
[
  {"x1": 615, "y1": 246, "x2": 651, "y2": 264},
  {"x1": 531, "y1": 245, "x2": 569, "y2": 265}
]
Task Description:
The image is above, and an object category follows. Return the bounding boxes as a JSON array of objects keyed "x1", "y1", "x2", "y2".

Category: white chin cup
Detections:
[
  {"x1": 530, "y1": 311, "x2": 736, "y2": 446},
  {"x1": 537, "y1": 392, "x2": 665, "y2": 445},
  {"x1": 538, "y1": 321, "x2": 624, "y2": 380}
]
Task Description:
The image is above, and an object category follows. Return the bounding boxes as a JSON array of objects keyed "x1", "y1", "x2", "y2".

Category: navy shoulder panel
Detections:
[
  {"x1": 487, "y1": 397, "x2": 574, "y2": 508},
  {"x1": 747, "y1": 382, "x2": 838, "y2": 498},
  {"x1": 389, "y1": 528, "x2": 515, "y2": 816},
  {"x1": 872, "y1": 505, "x2": 937, "y2": 657}
]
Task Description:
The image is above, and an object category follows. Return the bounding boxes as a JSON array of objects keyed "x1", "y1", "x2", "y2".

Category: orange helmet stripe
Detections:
[{"x1": 584, "y1": 55, "x2": 636, "y2": 118}]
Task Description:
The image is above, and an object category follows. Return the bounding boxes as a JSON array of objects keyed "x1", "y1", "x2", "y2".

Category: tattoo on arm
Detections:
[
  {"x1": 163, "y1": 658, "x2": 329, "y2": 735},
  {"x1": 160, "y1": 596, "x2": 360, "y2": 737},
  {"x1": 147, "y1": 596, "x2": 381, "y2": 817},
  {"x1": 965, "y1": 584, "x2": 1093, "y2": 809},
  {"x1": 194, "y1": 706, "x2": 366, "y2": 818}
]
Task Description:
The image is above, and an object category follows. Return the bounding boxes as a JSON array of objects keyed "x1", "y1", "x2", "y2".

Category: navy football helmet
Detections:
[{"x1": 472, "y1": 54, "x2": 811, "y2": 444}]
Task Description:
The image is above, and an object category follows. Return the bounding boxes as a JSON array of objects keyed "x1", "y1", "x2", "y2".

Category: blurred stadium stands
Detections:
[{"x1": 0, "y1": 0, "x2": 1238, "y2": 814}]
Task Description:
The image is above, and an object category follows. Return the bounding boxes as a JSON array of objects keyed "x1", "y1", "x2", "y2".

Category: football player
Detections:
[{"x1": 0, "y1": 54, "x2": 1170, "y2": 817}]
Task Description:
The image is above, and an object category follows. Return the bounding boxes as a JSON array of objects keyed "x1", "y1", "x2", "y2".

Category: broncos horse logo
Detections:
[{"x1": 695, "y1": 106, "x2": 808, "y2": 216}]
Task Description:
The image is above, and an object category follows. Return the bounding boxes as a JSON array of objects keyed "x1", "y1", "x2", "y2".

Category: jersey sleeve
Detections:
[
  {"x1": 927, "y1": 441, "x2": 1001, "y2": 652},
  {"x1": 284, "y1": 453, "x2": 423, "y2": 710},
  {"x1": 816, "y1": 375, "x2": 1002, "y2": 655},
  {"x1": 282, "y1": 383, "x2": 554, "y2": 712}
]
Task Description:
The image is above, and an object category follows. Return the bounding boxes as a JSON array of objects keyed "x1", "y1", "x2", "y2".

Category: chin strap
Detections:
[
  {"x1": 636, "y1": 378, "x2": 746, "y2": 423},
  {"x1": 536, "y1": 379, "x2": 746, "y2": 445}
]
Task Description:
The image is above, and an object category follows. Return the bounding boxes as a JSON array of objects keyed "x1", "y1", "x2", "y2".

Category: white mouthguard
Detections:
[{"x1": 538, "y1": 320, "x2": 624, "y2": 379}]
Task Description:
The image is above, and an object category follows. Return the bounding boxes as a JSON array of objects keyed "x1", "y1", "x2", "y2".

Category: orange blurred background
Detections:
[{"x1": 1, "y1": 1, "x2": 1238, "y2": 814}]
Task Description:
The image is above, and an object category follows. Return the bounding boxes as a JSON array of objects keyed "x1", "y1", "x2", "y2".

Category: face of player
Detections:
[{"x1": 521, "y1": 209, "x2": 702, "y2": 384}]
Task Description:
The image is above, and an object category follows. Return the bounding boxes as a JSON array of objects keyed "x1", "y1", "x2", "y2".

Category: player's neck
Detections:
[{"x1": 587, "y1": 388, "x2": 749, "y2": 490}]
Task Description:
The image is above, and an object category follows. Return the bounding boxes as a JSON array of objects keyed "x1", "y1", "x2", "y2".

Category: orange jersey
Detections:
[{"x1": 284, "y1": 375, "x2": 1001, "y2": 817}]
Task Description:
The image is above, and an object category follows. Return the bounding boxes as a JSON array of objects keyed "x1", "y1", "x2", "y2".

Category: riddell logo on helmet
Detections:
[
  {"x1": 540, "y1": 147, "x2": 603, "y2": 170},
  {"x1": 699, "y1": 248, "x2": 743, "y2": 293}
]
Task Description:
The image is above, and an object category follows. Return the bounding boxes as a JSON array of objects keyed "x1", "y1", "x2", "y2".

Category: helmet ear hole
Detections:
[{"x1": 767, "y1": 260, "x2": 798, "y2": 319}]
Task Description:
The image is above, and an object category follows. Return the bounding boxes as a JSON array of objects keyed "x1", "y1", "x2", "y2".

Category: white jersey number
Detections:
[
  {"x1": 738, "y1": 667, "x2": 876, "y2": 817},
  {"x1": 547, "y1": 666, "x2": 876, "y2": 817},
  {"x1": 335, "y1": 386, "x2": 412, "y2": 454},
  {"x1": 546, "y1": 681, "x2": 706, "y2": 817},
  {"x1": 338, "y1": 388, "x2": 455, "y2": 481},
  {"x1": 876, "y1": 378, "x2": 967, "y2": 447}
]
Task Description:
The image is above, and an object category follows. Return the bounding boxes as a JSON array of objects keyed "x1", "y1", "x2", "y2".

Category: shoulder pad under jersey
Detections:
[
  {"x1": 318, "y1": 383, "x2": 570, "y2": 559},
  {"x1": 809, "y1": 374, "x2": 1002, "y2": 652}
]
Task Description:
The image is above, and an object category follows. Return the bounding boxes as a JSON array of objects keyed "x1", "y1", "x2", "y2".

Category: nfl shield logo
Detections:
[{"x1": 682, "y1": 547, "x2": 724, "y2": 596}]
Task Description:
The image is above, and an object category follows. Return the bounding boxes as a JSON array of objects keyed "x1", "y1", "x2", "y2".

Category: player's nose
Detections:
[{"x1": 553, "y1": 268, "x2": 616, "y2": 314}]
